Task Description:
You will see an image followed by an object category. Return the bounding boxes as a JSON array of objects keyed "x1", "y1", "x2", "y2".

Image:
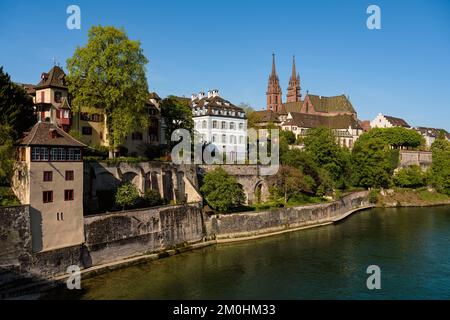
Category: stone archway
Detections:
[{"x1": 254, "y1": 181, "x2": 263, "y2": 204}]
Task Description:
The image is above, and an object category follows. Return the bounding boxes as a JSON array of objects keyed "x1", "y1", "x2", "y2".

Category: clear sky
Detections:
[{"x1": 0, "y1": 0, "x2": 449, "y2": 130}]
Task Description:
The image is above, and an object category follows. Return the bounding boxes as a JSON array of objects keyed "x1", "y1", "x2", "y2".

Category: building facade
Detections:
[
  {"x1": 370, "y1": 113, "x2": 411, "y2": 129},
  {"x1": 12, "y1": 122, "x2": 86, "y2": 252},
  {"x1": 191, "y1": 90, "x2": 247, "y2": 161}
]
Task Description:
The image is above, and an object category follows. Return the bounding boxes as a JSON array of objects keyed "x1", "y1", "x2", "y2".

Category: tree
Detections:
[
  {"x1": 393, "y1": 165, "x2": 426, "y2": 188},
  {"x1": 200, "y1": 167, "x2": 246, "y2": 212},
  {"x1": 0, "y1": 124, "x2": 15, "y2": 185},
  {"x1": 351, "y1": 135, "x2": 395, "y2": 188},
  {"x1": 115, "y1": 183, "x2": 140, "y2": 210},
  {"x1": 365, "y1": 127, "x2": 424, "y2": 149},
  {"x1": 0, "y1": 67, "x2": 35, "y2": 140},
  {"x1": 66, "y1": 26, "x2": 149, "y2": 156},
  {"x1": 303, "y1": 127, "x2": 351, "y2": 188},
  {"x1": 238, "y1": 103, "x2": 258, "y2": 129},
  {"x1": 268, "y1": 165, "x2": 310, "y2": 204},
  {"x1": 143, "y1": 189, "x2": 163, "y2": 207},
  {"x1": 280, "y1": 130, "x2": 296, "y2": 145},
  {"x1": 160, "y1": 95, "x2": 194, "y2": 149},
  {"x1": 429, "y1": 136, "x2": 450, "y2": 195}
]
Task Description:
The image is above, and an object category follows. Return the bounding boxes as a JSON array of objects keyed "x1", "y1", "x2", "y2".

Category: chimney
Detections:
[
  {"x1": 191, "y1": 93, "x2": 197, "y2": 101},
  {"x1": 198, "y1": 92, "x2": 205, "y2": 100},
  {"x1": 212, "y1": 89, "x2": 219, "y2": 97},
  {"x1": 207, "y1": 90, "x2": 213, "y2": 98}
]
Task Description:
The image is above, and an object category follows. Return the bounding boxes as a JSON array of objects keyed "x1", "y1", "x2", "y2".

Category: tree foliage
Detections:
[
  {"x1": 0, "y1": 67, "x2": 35, "y2": 140},
  {"x1": 0, "y1": 125, "x2": 15, "y2": 185},
  {"x1": 268, "y1": 165, "x2": 311, "y2": 204},
  {"x1": 429, "y1": 136, "x2": 450, "y2": 195},
  {"x1": 200, "y1": 167, "x2": 246, "y2": 212},
  {"x1": 115, "y1": 183, "x2": 140, "y2": 210},
  {"x1": 393, "y1": 165, "x2": 426, "y2": 188},
  {"x1": 66, "y1": 26, "x2": 149, "y2": 152},
  {"x1": 365, "y1": 127, "x2": 424, "y2": 149},
  {"x1": 160, "y1": 95, "x2": 194, "y2": 149}
]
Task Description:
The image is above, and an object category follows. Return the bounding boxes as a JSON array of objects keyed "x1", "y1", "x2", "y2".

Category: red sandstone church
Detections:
[{"x1": 255, "y1": 54, "x2": 364, "y2": 149}]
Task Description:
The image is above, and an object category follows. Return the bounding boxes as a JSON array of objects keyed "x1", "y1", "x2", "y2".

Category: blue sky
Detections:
[{"x1": 0, "y1": 0, "x2": 449, "y2": 129}]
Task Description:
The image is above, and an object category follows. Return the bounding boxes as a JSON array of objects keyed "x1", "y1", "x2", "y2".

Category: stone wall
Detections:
[
  {"x1": 205, "y1": 191, "x2": 369, "y2": 239},
  {"x1": 399, "y1": 150, "x2": 432, "y2": 170},
  {"x1": 0, "y1": 205, "x2": 32, "y2": 267},
  {"x1": 83, "y1": 203, "x2": 204, "y2": 265}
]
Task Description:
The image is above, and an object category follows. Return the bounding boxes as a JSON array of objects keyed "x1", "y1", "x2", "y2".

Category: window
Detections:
[
  {"x1": 202, "y1": 121, "x2": 207, "y2": 129},
  {"x1": 32, "y1": 147, "x2": 49, "y2": 161},
  {"x1": 212, "y1": 135, "x2": 216, "y2": 143},
  {"x1": 57, "y1": 212, "x2": 64, "y2": 221},
  {"x1": 221, "y1": 121, "x2": 227, "y2": 129},
  {"x1": 40, "y1": 91, "x2": 45, "y2": 103},
  {"x1": 43, "y1": 191, "x2": 53, "y2": 203},
  {"x1": 213, "y1": 121, "x2": 218, "y2": 129},
  {"x1": 54, "y1": 91, "x2": 62, "y2": 103},
  {"x1": 50, "y1": 148, "x2": 65, "y2": 161},
  {"x1": 239, "y1": 123, "x2": 243, "y2": 130},
  {"x1": 239, "y1": 136, "x2": 244, "y2": 144},
  {"x1": 43, "y1": 171, "x2": 53, "y2": 182},
  {"x1": 222, "y1": 134, "x2": 226, "y2": 143},
  {"x1": 82, "y1": 126, "x2": 93, "y2": 135},
  {"x1": 230, "y1": 122, "x2": 236, "y2": 130},
  {"x1": 67, "y1": 148, "x2": 81, "y2": 161},
  {"x1": 132, "y1": 132, "x2": 143, "y2": 140},
  {"x1": 64, "y1": 190, "x2": 74, "y2": 201},
  {"x1": 65, "y1": 170, "x2": 74, "y2": 181}
]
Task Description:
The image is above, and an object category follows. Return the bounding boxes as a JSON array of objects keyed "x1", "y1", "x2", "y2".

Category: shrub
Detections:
[
  {"x1": 115, "y1": 183, "x2": 140, "y2": 210},
  {"x1": 368, "y1": 189, "x2": 379, "y2": 204},
  {"x1": 143, "y1": 189, "x2": 163, "y2": 207},
  {"x1": 393, "y1": 165, "x2": 426, "y2": 188}
]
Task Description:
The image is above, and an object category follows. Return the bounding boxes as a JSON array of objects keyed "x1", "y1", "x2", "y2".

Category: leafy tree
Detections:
[
  {"x1": 160, "y1": 95, "x2": 194, "y2": 149},
  {"x1": 200, "y1": 167, "x2": 246, "y2": 212},
  {"x1": 115, "y1": 183, "x2": 140, "y2": 210},
  {"x1": 351, "y1": 135, "x2": 395, "y2": 188},
  {"x1": 66, "y1": 26, "x2": 149, "y2": 156},
  {"x1": 393, "y1": 165, "x2": 426, "y2": 188},
  {"x1": 365, "y1": 127, "x2": 424, "y2": 149},
  {"x1": 0, "y1": 67, "x2": 35, "y2": 140},
  {"x1": 303, "y1": 127, "x2": 351, "y2": 188},
  {"x1": 280, "y1": 130, "x2": 296, "y2": 145},
  {"x1": 143, "y1": 189, "x2": 163, "y2": 207},
  {"x1": 268, "y1": 165, "x2": 310, "y2": 204},
  {"x1": 429, "y1": 136, "x2": 450, "y2": 194},
  {"x1": 0, "y1": 124, "x2": 15, "y2": 185}
]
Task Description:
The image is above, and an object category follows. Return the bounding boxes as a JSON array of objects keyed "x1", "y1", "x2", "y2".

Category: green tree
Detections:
[
  {"x1": 393, "y1": 165, "x2": 426, "y2": 188},
  {"x1": 0, "y1": 67, "x2": 35, "y2": 140},
  {"x1": 351, "y1": 135, "x2": 395, "y2": 188},
  {"x1": 115, "y1": 183, "x2": 140, "y2": 210},
  {"x1": 429, "y1": 136, "x2": 450, "y2": 194},
  {"x1": 280, "y1": 130, "x2": 296, "y2": 145},
  {"x1": 303, "y1": 127, "x2": 351, "y2": 188},
  {"x1": 0, "y1": 124, "x2": 15, "y2": 185},
  {"x1": 365, "y1": 127, "x2": 424, "y2": 149},
  {"x1": 200, "y1": 167, "x2": 246, "y2": 212},
  {"x1": 143, "y1": 189, "x2": 163, "y2": 207},
  {"x1": 66, "y1": 26, "x2": 149, "y2": 156},
  {"x1": 160, "y1": 95, "x2": 194, "y2": 149},
  {"x1": 268, "y1": 165, "x2": 309, "y2": 204}
]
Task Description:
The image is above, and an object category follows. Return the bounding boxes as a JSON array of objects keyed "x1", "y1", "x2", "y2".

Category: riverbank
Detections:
[{"x1": 377, "y1": 188, "x2": 450, "y2": 208}]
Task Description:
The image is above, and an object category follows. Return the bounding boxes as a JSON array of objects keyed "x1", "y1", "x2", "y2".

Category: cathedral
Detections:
[{"x1": 256, "y1": 54, "x2": 363, "y2": 149}]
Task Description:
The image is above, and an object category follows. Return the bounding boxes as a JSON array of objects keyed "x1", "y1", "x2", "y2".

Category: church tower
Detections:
[
  {"x1": 266, "y1": 54, "x2": 283, "y2": 112},
  {"x1": 286, "y1": 55, "x2": 301, "y2": 103}
]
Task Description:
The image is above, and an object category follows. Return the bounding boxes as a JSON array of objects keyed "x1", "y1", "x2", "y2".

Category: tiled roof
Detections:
[
  {"x1": 20, "y1": 122, "x2": 85, "y2": 147},
  {"x1": 17, "y1": 83, "x2": 36, "y2": 96},
  {"x1": 358, "y1": 120, "x2": 371, "y2": 132},
  {"x1": 192, "y1": 95, "x2": 245, "y2": 118},
  {"x1": 282, "y1": 101, "x2": 303, "y2": 114},
  {"x1": 36, "y1": 66, "x2": 67, "y2": 89},
  {"x1": 253, "y1": 110, "x2": 281, "y2": 123},
  {"x1": 415, "y1": 127, "x2": 450, "y2": 139},
  {"x1": 384, "y1": 115, "x2": 410, "y2": 128},
  {"x1": 283, "y1": 112, "x2": 362, "y2": 130},
  {"x1": 307, "y1": 94, "x2": 356, "y2": 114},
  {"x1": 149, "y1": 92, "x2": 161, "y2": 101}
]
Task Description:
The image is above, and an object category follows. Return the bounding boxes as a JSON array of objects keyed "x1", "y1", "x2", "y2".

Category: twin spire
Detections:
[{"x1": 267, "y1": 53, "x2": 301, "y2": 111}]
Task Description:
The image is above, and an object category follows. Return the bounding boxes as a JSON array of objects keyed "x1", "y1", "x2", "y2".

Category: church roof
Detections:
[
  {"x1": 283, "y1": 112, "x2": 362, "y2": 130},
  {"x1": 19, "y1": 122, "x2": 85, "y2": 147},
  {"x1": 282, "y1": 101, "x2": 303, "y2": 114},
  {"x1": 384, "y1": 115, "x2": 410, "y2": 128},
  {"x1": 36, "y1": 66, "x2": 67, "y2": 89},
  {"x1": 306, "y1": 94, "x2": 356, "y2": 114},
  {"x1": 253, "y1": 110, "x2": 281, "y2": 123}
]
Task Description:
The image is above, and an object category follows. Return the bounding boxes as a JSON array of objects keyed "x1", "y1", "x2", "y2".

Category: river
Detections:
[{"x1": 43, "y1": 206, "x2": 450, "y2": 300}]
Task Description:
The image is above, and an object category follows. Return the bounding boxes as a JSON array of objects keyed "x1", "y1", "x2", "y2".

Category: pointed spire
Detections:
[
  {"x1": 291, "y1": 55, "x2": 296, "y2": 80},
  {"x1": 271, "y1": 53, "x2": 277, "y2": 78}
]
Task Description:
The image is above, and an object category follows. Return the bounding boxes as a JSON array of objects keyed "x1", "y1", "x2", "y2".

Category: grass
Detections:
[
  {"x1": 0, "y1": 186, "x2": 20, "y2": 207},
  {"x1": 379, "y1": 187, "x2": 450, "y2": 206}
]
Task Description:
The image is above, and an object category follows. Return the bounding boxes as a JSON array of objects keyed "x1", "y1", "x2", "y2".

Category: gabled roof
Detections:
[
  {"x1": 59, "y1": 97, "x2": 71, "y2": 109},
  {"x1": 252, "y1": 110, "x2": 281, "y2": 123},
  {"x1": 306, "y1": 94, "x2": 356, "y2": 114},
  {"x1": 191, "y1": 95, "x2": 245, "y2": 118},
  {"x1": 19, "y1": 122, "x2": 85, "y2": 147},
  {"x1": 283, "y1": 112, "x2": 362, "y2": 130},
  {"x1": 149, "y1": 92, "x2": 161, "y2": 101},
  {"x1": 384, "y1": 115, "x2": 410, "y2": 128},
  {"x1": 282, "y1": 101, "x2": 303, "y2": 114},
  {"x1": 36, "y1": 66, "x2": 67, "y2": 89}
]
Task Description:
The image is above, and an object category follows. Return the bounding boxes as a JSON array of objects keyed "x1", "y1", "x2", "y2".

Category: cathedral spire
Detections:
[
  {"x1": 286, "y1": 55, "x2": 301, "y2": 103},
  {"x1": 266, "y1": 53, "x2": 283, "y2": 112}
]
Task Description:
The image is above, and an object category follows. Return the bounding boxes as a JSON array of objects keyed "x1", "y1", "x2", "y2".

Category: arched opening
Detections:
[{"x1": 254, "y1": 181, "x2": 263, "y2": 204}]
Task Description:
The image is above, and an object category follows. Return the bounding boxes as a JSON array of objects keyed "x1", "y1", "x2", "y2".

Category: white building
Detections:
[
  {"x1": 191, "y1": 90, "x2": 247, "y2": 161},
  {"x1": 371, "y1": 113, "x2": 411, "y2": 129}
]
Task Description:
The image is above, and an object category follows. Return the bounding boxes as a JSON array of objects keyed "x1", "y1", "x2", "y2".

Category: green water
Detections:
[{"x1": 46, "y1": 206, "x2": 450, "y2": 299}]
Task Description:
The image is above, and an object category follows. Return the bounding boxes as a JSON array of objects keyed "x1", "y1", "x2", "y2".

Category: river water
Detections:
[{"x1": 44, "y1": 206, "x2": 450, "y2": 300}]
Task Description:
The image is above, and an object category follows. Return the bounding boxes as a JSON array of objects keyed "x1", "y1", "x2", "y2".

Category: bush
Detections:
[
  {"x1": 0, "y1": 186, "x2": 20, "y2": 206},
  {"x1": 368, "y1": 189, "x2": 379, "y2": 204},
  {"x1": 115, "y1": 183, "x2": 140, "y2": 210},
  {"x1": 143, "y1": 189, "x2": 164, "y2": 207},
  {"x1": 393, "y1": 165, "x2": 426, "y2": 188}
]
